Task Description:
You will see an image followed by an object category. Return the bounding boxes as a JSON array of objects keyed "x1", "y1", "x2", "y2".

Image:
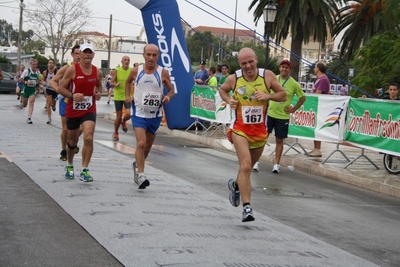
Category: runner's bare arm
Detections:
[
  {"x1": 125, "y1": 67, "x2": 137, "y2": 101},
  {"x1": 219, "y1": 74, "x2": 238, "y2": 110},
  {"x1": 57, "y1": 66, "x2": 76, "y2": 100},
  {"x1": 50, "y1": 65, "x2": 68, "y2": 92},
  {"x1": 95, "y1": 69, "x2": 103, "y2": 101},
  {"x1": 162, "y1": 69, "x2": 175, "y2": 104}
]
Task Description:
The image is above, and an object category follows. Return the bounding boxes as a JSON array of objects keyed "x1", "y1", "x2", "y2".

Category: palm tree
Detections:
[
  {"x1": 249, "y1": 0, "x2": 342, "y2": 80},
  {"x1": 333, "y1": 0, "x2": 399, "y2": 61}
]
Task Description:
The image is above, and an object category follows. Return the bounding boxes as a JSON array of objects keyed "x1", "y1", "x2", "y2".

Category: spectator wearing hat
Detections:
[
  {"x1": 194, "y1": 60, "x2": 209, "y2": 85},
  {"x1": 253, "y1": 59, "x2": 306, "y2": 173}
]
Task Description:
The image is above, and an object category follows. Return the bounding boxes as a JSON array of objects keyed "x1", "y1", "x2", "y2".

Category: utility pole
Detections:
[
  {"x1": 107, "y1": 14, "x2": 112, "y2": 70},
  {"x1": 17, "y1": 0, "x2": 24, "y2": 68},
  {"x1": 232, "y1": 0, "x2": 238, "y2": 54}
]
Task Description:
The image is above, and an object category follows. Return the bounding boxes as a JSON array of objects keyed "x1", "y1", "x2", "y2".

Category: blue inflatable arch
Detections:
[{"x1": 125, "y1": 0, "x2": 194, "y2": 129}]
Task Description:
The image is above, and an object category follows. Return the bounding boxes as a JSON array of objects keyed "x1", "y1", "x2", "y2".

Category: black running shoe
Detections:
[{"x1": 60, "y1": 149, "x2": 67, "y2": 161}]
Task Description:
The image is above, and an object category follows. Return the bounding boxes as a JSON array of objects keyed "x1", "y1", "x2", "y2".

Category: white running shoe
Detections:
[
  {"x1": 272, "y1": 164, "x2": 280, "y2": 173},
  {"x1": 252, "y1": 161, "x2": 259, "y2": 172},
  {"x1": 134, "y1": 173, "x2": 150, "y2": 189}
]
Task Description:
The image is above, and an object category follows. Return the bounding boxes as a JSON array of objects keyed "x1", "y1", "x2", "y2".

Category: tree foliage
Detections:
[
  {"x1": 186, "y1": 31, "x2": 220, "y2": 65},
  {"x1": 249, "y1": 0, "x2": 342, "y2": 81},
  {"x1": 33, "y1": 52, "x2": 50, "y2": 66},
  {"x1": 326, "y1": 57, "x2": 353, "y2": 84},
  {"x1": 0, "y1": 19, "x2": 34, "y2": 46},
  {"x1": 0, "y1": 55, "x2": 10, "y2": 64},
  {"x1": 0, "y1": 19, "x2": 14, "y2": 45},
  {"x1": 23, "y1": 40, "x2": 46, "y2": 54},
  {"x1": 350, "y1": 31, "x2": 400, "y2": 96},
  {"x1": 25, "y1": 0, "x2": 92, "y2": 64},
  {"x1": 333, "y1": 0, "x2": 398, "y2": 61}
]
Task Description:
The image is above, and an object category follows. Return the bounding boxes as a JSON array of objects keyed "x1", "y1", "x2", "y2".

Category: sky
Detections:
[{"x1": 0, "y1": 0, "x2": 265, "y2": 39}]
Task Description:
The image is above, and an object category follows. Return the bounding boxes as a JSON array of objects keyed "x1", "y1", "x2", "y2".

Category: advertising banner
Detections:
[
  {"x1": 190, "y1": 85, "x2": 231, "y2": 123},
  {"x1": 345, "y1": 98, "x2": 400, "y2": 156},
  {"x1": 125, "y1": 0, "x2": 194, "y2": 129},
  {"x1": 288, "y1": 94, "x2": 350, "y2": 142}
]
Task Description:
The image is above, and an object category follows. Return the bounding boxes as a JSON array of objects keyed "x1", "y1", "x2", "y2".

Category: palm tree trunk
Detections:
[{"x1": 290, "y1": 23, "x2": 304, "y2": 81}]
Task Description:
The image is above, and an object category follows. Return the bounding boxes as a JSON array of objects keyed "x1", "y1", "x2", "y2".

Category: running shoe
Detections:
[
  {"x1": 74, "y1": 146, "x2": 79, "y2": 154},
  {"x1": 242, "y1": 205, "x2": 255, "y2": 222},
  {"x1": 121, "y1": 121, "x2": 128, "y2": 133},
  {"x1": 228, "y1": 178, "x2": 240, "y2": 207},
  {"x1": 27, "y1": 118, "x2": 33, "y2": 124},
  {"x1": 134, "y1": 173, "x2": 150, "y2": 189},
  {"x1": 52, "y1": 106, "x2": 56, "y2": 112},
  {"x1": 112, "y1": 133, "x2": 119, "y2": 141},
  {"x1": 65, "y1": 165, "x2": 74, "y2": 180},
  {"x1": 60, "y1": 149, "x2": 67, "y2": 161},
  {"x1": 80, "y1": 168, "x2": 93, "y2": 182},
  {"x1": 46, "y1": 118, "x2": 52, "y2": 124},
  {"x1": 252, "y1": 161, "x2": 259, "y2": 172},
  {"x1": 272, "y1": 164, "x2": 280, "y2": 173},
  {"x1": 132, "y1": 160, "x2": 138, "y2": 180},
  {"x1": 17, "y1": 95, "x2": 20, "y2": 100}
]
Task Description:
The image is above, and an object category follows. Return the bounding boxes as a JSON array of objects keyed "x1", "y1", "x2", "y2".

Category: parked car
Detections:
[{"x1": 0, "y1": 71, "x2": 16, "y2": 94}]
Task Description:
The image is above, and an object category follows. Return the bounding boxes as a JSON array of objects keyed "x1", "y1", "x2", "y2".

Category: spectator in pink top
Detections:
[
  {"x1": 339, "y1": 84, "x2": 348, "y2": 96},
  {"x1": 308, "y1": 61, "x2": 330, "y2": 157}
]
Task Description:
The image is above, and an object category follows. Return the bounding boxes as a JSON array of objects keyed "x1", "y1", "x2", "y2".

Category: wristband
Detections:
[
  {"x1": 69, "y1": 93, "x2": 74, "y2": 100},
  {"x1": 165, "y1": 95, "x2": 170, "y2": 102}
]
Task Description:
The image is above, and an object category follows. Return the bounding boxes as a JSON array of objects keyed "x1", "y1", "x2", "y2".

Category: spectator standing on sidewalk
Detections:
[
  {"x1": 125, "y1": 44, "x2": 175, "y2": 189},
  {"x1": 56, "y1": 43, "x2": 103, "y2": 182},
  {"x1": 383, "y1": 82, "x2": 400, "y2": 100},
  {"x1": 308, "y1": 61, "x2": 330, "y2": 157},
  {"x1": 194, "y1": 60, "x2": 209, "y2": 85},
  {"x1": 253, "y1": 59, "x2": 306, "y2": 173},
  {"x1": 111, "y1": 56, "x2": 132, "y2": 141},
  {"x1": 339, "y1": 84, "x2": 348, "y2": 96},
  {"x1": 218, "y1": 64, "x2": 229, "y2": 86},
  {"x1": 219, "y1": 47, "x2": 286, "y2": 222},
  {"x1": 207, "y1": 66, "x2": 218, "y2": 88}
]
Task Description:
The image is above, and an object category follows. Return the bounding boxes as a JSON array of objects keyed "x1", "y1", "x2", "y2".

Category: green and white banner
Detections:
[
  {"x1": 288, "y1": 94, "x2": 350, "y2": 142},
  {"x1": 190, "y1": 85, "x2": 231, "y2": 123},
  {"x1": 345, "y1": 98, "x2": 400, "y2": 156}
]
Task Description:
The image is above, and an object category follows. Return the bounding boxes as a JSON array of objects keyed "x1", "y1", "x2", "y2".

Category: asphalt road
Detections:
[{"x1": 1, "y1": 94, "x2": 400, "y2": 266}]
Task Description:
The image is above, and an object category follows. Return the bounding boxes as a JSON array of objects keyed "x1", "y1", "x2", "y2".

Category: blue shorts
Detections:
[
  {"x1": 267, "y1": 116, "x2": 289, "y2": 139},
  {"x1": 131, "y1": 114, "x2": 162, "y2": 135},
  {"x1": 59, "y1": 97, "x2": 67, "y2": 116}
]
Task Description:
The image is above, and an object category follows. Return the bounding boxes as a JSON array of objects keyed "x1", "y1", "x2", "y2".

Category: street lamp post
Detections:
[{"x1": 263, "y1": 0, "x2": 277, "y2": 69}]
